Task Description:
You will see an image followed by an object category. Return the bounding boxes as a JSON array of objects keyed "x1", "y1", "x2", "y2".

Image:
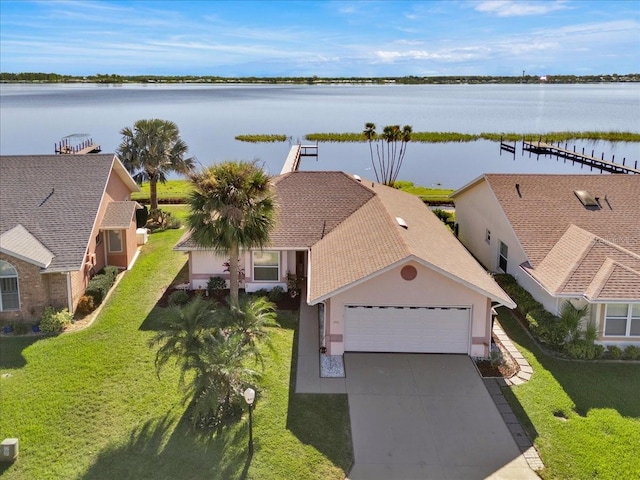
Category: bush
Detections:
[
  {"x1": 167, "y1": 216, "x2": 181, "y2": 229},
  {"x1": 623, "y1": 345, "x2": 640, "y2": 360},
  {"x1": 13, "y1": 322, "x2": 31, "y2": 335},
  {"x1": 606, "y1": 345, "x2": 622, "y2": 359},
  {"x1": 169, "y1": 290, "x2": 190, "y2": 306},
  {"x1": 564, "y1": 340, "x2": 604, "y2": 360},
  {"x1": 207, "y1": 276, "x2": 227, "y2": 297},
  {"x1": 268, "y1": 286, "x2": 284, "y2": 302},
  {"x1": 252, "y1": 288, "x2": 269, "y2": 298},
  {"x1": 493, "y1": 274, "x2": 542, "y2": 315},
  {"x1": 85, "y1": 267, "x2": 118, "y2": 306},
  {"x1": 76, "y1": 295, "x2": 96, "y2": 316},
  {"x1": 526, "y1": 308, "x2": 567, "y2": 349},
  {"x1": 40, "y1": 307, "x2": 73, "y2": 333}
]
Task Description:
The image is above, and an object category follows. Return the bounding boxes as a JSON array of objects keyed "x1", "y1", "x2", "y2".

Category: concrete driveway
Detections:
[{"x1": 344, "y1": 353, "x2": 539, "y2": 480}]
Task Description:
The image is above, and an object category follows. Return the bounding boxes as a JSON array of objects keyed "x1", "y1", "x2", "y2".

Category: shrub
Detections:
[
  {"x1": 564, "y1": 340, "x2": 604, "y2": 360},
  {"x1": 606, "y1": 345, "x2": 622, "y2": 359},
  {"x1": 102, "y1": 265, "x2": 119, "y2": 283},
  {"x1": 169, "y1": 290, "x2": 190, "y2": 306},
  {"x1": 253, "y1": 288, "x2": 269, "y2": 298},
  {"x1": 268, "y1": 286, "x2": 284, "y2": 302},
  {"x1": 489, "y1": 347, "x2": 504, "y2": 367},
  {"x1": 40, "y1": 307, "x2": 73, "y2": 333},
  {"x1": 207, "y1": 276, "x2": 227, "y2": 297},
  {"x1": 526, "y1": 307, "x2": 567, "y2": 349},
  {"x1": 85, "y1": 267, "x2": 118, "y2": 306},
  {"x1": 623, "y1": 345, "x2": 640, "y2": 360},
  {"x1": 76, "y1": 295, "x2": 96, "y2": 316},
  {"x1": 493, "y1": 274, "x2": 542, "y2": 315},
  {"x1": 13, "y1": 322, "x2": 31, "y2": 335},
  {"x1": 167, "y1": 216, "x2": 181, "y2": 229}
]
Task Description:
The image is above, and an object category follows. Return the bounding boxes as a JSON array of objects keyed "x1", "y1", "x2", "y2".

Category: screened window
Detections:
[
  {"x1": 108, "y1": 230, "x2": 123, "y2": 253},
  {"x1": 498, "y1": 241, "x2": 508, "y2": 272},
  {"x1": 253, "y1": 251, "x2": 279, "y2": 281},
  {"x1": 604, "y1": 304, "x2": 640, "y2": 337},
  {"x1": 0, "y1": 260, "x2": 20, "y2": 311}
]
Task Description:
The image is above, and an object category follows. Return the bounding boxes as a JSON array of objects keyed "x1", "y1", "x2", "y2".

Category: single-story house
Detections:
[
  {"x1": 0, "y1": 154, "x2": 141, "y2": 322},
  {"x1": 451, "y1": 173, "x2": 640, "y2": 347},
  {"x1": 175, "y1": 171, "x2": 515, "y2": 357}
]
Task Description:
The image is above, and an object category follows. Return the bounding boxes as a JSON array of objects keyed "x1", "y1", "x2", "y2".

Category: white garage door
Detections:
[{"x1": 344, "y1": 305, "x2": 471, "y2": 354}]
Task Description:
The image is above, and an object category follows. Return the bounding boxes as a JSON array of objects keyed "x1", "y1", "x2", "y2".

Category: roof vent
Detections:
[
  {"x1": 353, "y1": 174, "x2": 362, "y2": 182},
  {"x1": 395, "y1": 217, "x2": 408, "y2": 229},
  {"x1": 574, "y1": 190, "x2": 599, "y2": 208}
]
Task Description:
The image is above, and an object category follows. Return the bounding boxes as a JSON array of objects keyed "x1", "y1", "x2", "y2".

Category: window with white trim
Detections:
[
  {"x1": 498, "y1": 241, "x2": 508, "y2": 272},
  {"x1": 108, "y1": 230, "x2": 123, "y2": 253},
  {"x1": 252, "y1": 251, "x2": 279, "y2": 281},
  {"x1": 604, "y1": 303, "x2": 640, "y2": 337},
  {"x1": 0, "y1": 260, "x2": 20, "y2": 311}
]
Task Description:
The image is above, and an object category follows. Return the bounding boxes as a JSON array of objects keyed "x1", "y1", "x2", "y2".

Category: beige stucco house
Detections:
[
  {"x1": 0, "y1": 154, "x2": 140, "y2": 322},
  {"x1": 452, "y1": 173, "x2": 640, "y2": 348},
  {"x1": 176, "y1": 171, "x2": 514, "y2": 357}
]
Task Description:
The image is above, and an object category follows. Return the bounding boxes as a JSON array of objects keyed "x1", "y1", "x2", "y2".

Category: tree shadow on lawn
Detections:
[
  {"x1": 82, "y1": 411, "x2": 252, "y2": 480},
  {"x1": 284, "y1": 314, "x2": 353, "y2": 474},
  {"x1": 0, "y1": 335, "x2": 43, "y2": 369},
  {"x1": 498, "y1": 308, "x2": 640, "y2": 419}
]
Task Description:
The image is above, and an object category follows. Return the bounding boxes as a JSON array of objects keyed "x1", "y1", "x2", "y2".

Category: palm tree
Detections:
[
  {"x1": 187, "y1": 161, "x2": 276, "y2": 302},
  {"x1": 363, "y1": 122, "x2": 412, "y2": 186},
  {"x1": 363, "y1": 122, "x2": 379, "y2": 182},
  {"x1": 148, "y1": 296, "x2": 214, "y2": 385},
  {"x1": 560, "y1": 300, "x2": 590, "y2": 344},
  {"x1": 117, "y1": 118, "x2": 195, "y2": 210},
  {"x1": 186, "y1": 331, "x2": 259, "y2": 427},
  {"x1": 219, "y1": 295, "x2": 278, "y2": 367}
]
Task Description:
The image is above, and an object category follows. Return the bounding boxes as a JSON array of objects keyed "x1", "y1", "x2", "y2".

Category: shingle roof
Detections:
[
  {"x1": 0, "y1": 224, "x2": 54, "y2": 268},
  {"x1": 176, "y1": 170, "x2": 514, "y2": 307},
  {"x1": 310, "y1": 181, "x2": 515, "y2": 306},
  {"x1": 0, "y1": 154, "x2": 137, "y2": 272},
  {"x1": 175, "y1": 171, "x2": 375, "y2": 250},
  {"x1": 101, "y1": 201, "x2": 140, "y2": 230},
  {"x1": 455, "y1": 174, "x2": 640, "y2": 301}
]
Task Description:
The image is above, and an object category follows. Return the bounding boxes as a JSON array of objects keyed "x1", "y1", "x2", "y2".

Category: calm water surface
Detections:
[{"x1": 1, "y1": 83, "x2": 638, "y2": 188}]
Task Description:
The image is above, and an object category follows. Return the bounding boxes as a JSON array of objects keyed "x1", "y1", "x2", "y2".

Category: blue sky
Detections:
[{"x1": 1, "y1": 0, "x2": 638, "y2": 76}]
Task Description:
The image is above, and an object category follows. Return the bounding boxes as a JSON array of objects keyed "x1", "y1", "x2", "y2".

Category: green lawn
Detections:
[
  {"x1": 0, "y1": 225, "x2": 351, "y2": 480},
  {"x1": 497, "y1": 309, "x2": 640, "y2": 480},
  {"x1": 130, "y1": 179, "x2": 193, "y2": 203}
]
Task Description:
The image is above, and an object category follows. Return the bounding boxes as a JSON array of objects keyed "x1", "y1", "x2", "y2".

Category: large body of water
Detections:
[{"x1": 1, "y1": 83, "x2": 638, "y2": 188}]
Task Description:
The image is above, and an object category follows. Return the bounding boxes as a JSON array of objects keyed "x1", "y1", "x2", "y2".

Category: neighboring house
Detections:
[
  {"x1": 0, "y1": 154, "x2": 141, "y2": 322},
  {"x1": 452, "y1": 174, "x2": 640, "y2": 347},
  {"x1": 175, "y1": 171, "x2": 514, "y2": 357}
]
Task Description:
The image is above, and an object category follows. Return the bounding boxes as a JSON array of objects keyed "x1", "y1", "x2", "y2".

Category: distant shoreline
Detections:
[{"x1": 1, "y1": 73, "x2": 639, "y2": 85}]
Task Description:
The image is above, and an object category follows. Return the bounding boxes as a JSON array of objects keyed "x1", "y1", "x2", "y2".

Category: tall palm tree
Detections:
[
  {"x1": 187, "y1": 161, "x2": 276, "y2": 302},
  {"x1": 363, "y1": 122, "x2": 412, "y2": 186},
  {"x1": 363, "y1": 122, "x2": 379, "y2": 182},
  {"x1": 118, "y1": 118, "x2": 195, "y2": 210}
]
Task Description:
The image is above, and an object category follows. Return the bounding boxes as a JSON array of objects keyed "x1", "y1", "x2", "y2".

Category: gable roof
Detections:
[
  {"x1": 309, "y1": 179, "x2": 515, "y2": 307},
  {"x1": 0, "y1": 224, "x2": 54, "y2": 268},
  {"x1": 0, "y1": 154, "x2": 139, "y2": 273},
  {"x1": 101, "y1": 201, "x2": 141, "y2": 230},
  {"x1": 453, "y1": 174, "x2": 640, "y2": 301}
]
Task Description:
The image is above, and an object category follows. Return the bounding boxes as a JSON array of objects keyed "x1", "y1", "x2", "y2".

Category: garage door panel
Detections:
[{"x1": 344, "y1": 306, "x2": 470, "y2": 354}]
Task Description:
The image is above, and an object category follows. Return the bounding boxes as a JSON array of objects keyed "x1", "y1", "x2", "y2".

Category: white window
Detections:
[
  {"x1": 485, "y1": 229, "x2": 491, "y2": 244},
  {"x1": 0, "y1": 260, "x2": 20, "y2": 311},
  {"x1": 108, "y1": 230, "x2": 123, "y2": 253},
  {"x1": 498, "y1": 241, "x2": 508, "y2": 272},
  {"x1": 252, "y1": 251, "x2": 279, "y2": 282},
  {"x1": 604, "y1": 304, "x2": 640, "y2": 337}
]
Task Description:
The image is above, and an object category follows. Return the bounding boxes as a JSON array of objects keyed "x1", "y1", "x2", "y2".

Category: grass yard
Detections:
[
  {"x1": 497, "y1": 309, "x2": 640, "y2": 480},
  {"x1": 130, "y1": 179, "x2": 193, "y2": 203},
  {"x1": 0, "y1": 224, "x2": 352, "y2": 480}
]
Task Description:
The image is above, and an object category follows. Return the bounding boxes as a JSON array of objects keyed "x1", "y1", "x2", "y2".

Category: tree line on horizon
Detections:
[{"x1": 1, "y1": 72, "x2": 639, "y2": 84}]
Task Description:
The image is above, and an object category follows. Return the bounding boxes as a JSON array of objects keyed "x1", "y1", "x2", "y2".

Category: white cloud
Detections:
[{"x1": 475, "y1": 0, "x2": 569, "y2": 17}]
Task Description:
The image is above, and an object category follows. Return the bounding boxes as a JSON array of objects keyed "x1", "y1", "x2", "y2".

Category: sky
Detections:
[{"x1": 0, "y1": 0, "x2": 638, "y2": 77}]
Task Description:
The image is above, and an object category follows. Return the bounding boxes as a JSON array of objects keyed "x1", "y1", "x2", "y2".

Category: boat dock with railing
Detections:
[{"x1": 55, "y1": 133, "x2": 101, "y2": 155}]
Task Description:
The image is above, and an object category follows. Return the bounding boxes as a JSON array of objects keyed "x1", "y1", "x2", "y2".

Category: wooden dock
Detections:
[
  {"x1": 500, "y1": 137, "x2": 639, "y2": 174},
  {"x1": 55, "y1": 135, "x2": 101, "y2": 155},
  {"x1": 280, "y1": 143, "x2": 318, "y2": 174}
]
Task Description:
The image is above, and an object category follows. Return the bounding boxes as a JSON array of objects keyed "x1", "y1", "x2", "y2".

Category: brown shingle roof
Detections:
[
  {"x1": 310, "y1": 181, "x2": 515, "y2": 306},
  {"x1": 100, "y1": 201, "x2": 140, "y2": 230},
  {"x1": 461, "y1": 174, "x2": 640, "y2": 301}
]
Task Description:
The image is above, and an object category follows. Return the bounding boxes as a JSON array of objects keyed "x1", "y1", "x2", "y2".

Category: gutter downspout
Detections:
[{"x1": 66, "y1": 272, "x2": 73, "y2": 314}]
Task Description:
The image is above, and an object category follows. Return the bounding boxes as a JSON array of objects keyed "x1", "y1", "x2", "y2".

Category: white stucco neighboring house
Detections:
[
  {"x1": 175, "y1": 171, "x2": 515, "y2": 358},
  {"x1": 451, "y1": 173, "x2": 640, "y2": 348}
]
